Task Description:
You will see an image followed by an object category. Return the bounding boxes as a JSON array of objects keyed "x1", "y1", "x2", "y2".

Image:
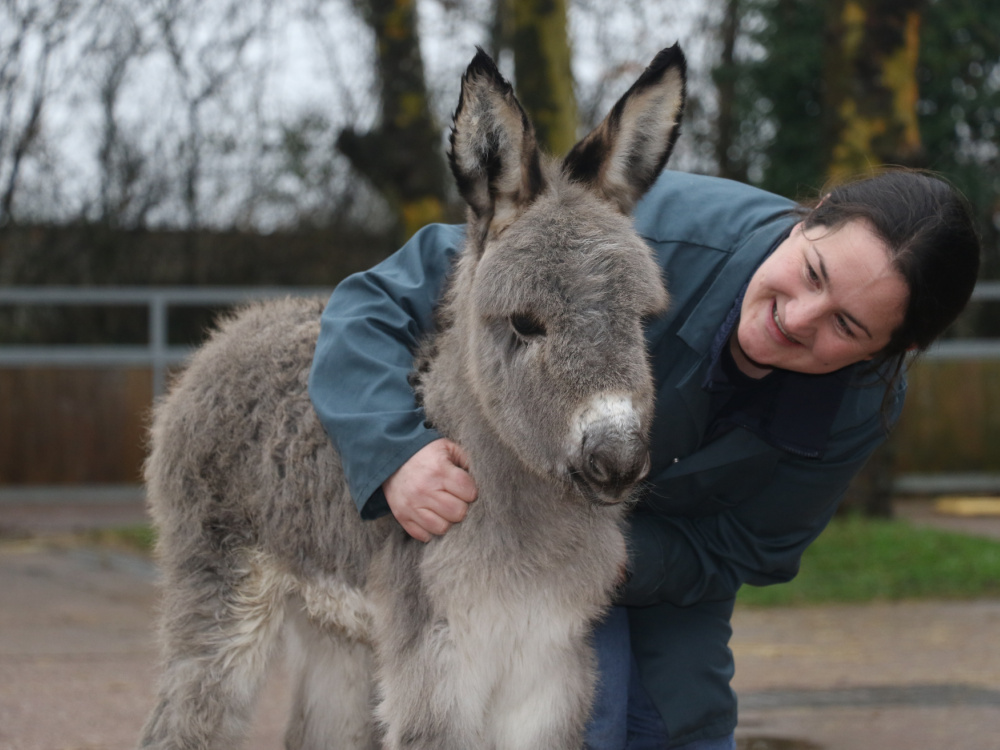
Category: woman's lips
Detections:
[{"x1": 770, "y1": 300, "x2": 800, "y2": 345}]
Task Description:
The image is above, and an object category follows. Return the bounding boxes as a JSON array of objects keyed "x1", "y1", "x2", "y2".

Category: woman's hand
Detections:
[{"x1": 383, "y1": 439, "x2": 478, "y2": 542}]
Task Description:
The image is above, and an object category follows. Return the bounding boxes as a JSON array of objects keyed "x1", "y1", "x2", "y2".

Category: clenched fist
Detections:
[{"x1": 383, "y1": 438, "x2": 478, "y2": 542}]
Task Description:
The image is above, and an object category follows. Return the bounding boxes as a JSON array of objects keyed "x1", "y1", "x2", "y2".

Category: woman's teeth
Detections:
[{"x1": 773, "y1": 303, "x2": 797, "y2": 343}]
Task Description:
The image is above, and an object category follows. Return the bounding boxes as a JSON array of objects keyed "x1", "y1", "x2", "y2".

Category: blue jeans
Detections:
[{"x1": 585, "y1": 606, "x2": 736, "y2": 750}]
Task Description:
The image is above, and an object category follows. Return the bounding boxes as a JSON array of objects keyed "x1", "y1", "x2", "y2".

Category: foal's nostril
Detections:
[
  {"x1": 587, "y1": 452, "x2": 611, "y2": 484},
  {"x1": 572, "y1": 395, "x2": 650, "y2": 501},
  {"x1": 582, "y1": 443, "x2": 650, "y2": 495}
]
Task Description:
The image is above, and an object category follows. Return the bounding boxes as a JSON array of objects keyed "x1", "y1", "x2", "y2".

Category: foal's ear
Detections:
[
  {"x1": 562, "y1": 44, "x2": 687, "y2": 215},
  {"x1": 449, "y1": 49, "x2": 545, "y2": 248}
]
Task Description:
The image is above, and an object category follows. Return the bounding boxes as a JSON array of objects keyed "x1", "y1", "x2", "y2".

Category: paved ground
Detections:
[
  {"x1": 0, "y1": 537, "x2": 294, "y2": 750},
  {"x1": 1, "y1": 493, "x2": 998, "y2": 750}
]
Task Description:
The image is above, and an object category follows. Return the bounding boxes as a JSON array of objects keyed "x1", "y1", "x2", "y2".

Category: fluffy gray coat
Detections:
[{"x1": 139, "y1": 46, "x2": 686, "y2": 750}]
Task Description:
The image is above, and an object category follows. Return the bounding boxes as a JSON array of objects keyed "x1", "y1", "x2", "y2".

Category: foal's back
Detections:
[{"x1": 145, "y1": 296, "x2": 385, "y2": 583}]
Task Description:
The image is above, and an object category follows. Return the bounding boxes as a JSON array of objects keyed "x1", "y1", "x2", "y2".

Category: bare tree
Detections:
[
  {"x1": 83, "y1": 1, "x2": 162, "y2": 227},
  {"x1": 0, "y1": 0, "x2": 718, "y2": 234},
  {"x1": 713, "y1": 0, "x2": 746, "y2": 180},
  {"x1": 337, "y1": 0, "x2": 451, "y2": 241},
  {"x1": 150, "y1": 0, "x2": 277, "y2": 228},
  {"x1": 494, "y1": 0, "x2": 577, "y2": 155},
  {"x1": 0, "y1": 0, "x2": 83, "y2": 225}
]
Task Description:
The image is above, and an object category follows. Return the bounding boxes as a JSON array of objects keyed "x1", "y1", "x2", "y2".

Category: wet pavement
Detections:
[
  {"x1": 731, "y1": 598, "x2": 1000, "y2": 749},
  {"x1": 0, "y1": 492, "x2": 999, "y2": 750},
  {"x1": 0, "y1": 538, "x2": 294, "y2": 750}
]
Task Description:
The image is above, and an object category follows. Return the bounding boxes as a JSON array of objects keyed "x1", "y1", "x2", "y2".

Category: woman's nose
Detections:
[{"x1": 783, "y1": 297, "x2": 823, "y2": 336}]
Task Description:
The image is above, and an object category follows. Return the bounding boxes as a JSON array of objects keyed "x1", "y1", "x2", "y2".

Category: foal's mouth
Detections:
[{"x1": 568, "y1": 461, "x2": 647, "y2": 507}]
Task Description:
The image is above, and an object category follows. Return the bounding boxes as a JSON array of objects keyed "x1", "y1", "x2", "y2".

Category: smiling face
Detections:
[{"x1": 733, "y1": 219, "x2": 910, "y2": 377}]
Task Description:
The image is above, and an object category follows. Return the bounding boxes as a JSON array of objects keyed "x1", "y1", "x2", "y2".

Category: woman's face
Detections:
[{"x1": 734, "y1": 219, "x2": 910, "y2": 377}]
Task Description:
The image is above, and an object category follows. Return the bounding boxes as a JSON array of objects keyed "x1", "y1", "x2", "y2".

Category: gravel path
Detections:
[{"x1": 1, "y1": 495, "x2": 998, "y2": 750}]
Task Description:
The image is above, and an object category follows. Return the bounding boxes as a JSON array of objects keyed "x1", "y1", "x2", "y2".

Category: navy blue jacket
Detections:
[{"x1": 309, "y1": 171, "x2": 904, "y2": 745}]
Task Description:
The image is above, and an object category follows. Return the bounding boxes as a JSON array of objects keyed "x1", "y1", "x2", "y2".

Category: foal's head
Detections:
[{"x1": 445, "y1": 46, "x2": 686, "y2": 505}]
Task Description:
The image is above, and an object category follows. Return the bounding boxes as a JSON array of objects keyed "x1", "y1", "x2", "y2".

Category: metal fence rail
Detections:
[
  {"x1": 2, "y1": 283, "x2": 1000, "y2": 497},
  {"x1": 924, "y1": 280, "x2": 1000, "y2": 360},
  {"x1": 0, "y1": 287, "x2": 331, "y2": 395},
  {"x1": 2, "y1": 281, "x2": 1000, "y2": 389}
]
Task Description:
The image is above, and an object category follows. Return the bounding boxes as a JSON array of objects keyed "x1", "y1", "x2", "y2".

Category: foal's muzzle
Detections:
[{"x1": 568, "y1": 395, "x2": 650, "y2": 506}]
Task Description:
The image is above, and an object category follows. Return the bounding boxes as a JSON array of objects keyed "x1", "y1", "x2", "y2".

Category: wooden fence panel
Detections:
[
  {"x1": 0, "y1": 359, "x2": 997, "y2": 486},
  {"x1": 892, "y1": 359, "x2": 1000, "y2": 474},
  {"x1": 0, "y1": 368, "x2": 151, "y2": 484}
]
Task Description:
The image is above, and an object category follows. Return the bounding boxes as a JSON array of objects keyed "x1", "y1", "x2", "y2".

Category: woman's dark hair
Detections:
[{"x1": 798, "y1": 167, "x2": 981, "y2": 361}]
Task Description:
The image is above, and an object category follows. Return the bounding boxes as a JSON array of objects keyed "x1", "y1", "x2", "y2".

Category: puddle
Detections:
[
  {"x1": 738, "y1": 738, "x2": 823, "y2": 750},
  {"x1": 742, "y1": 683, "x2": 1000, "y2": 710}
]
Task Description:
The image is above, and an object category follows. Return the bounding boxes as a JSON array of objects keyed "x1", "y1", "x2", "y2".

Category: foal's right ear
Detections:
[
  {"x1": 562, "y1": 44, "x2": 687, "y2": 215},
  {"x1": 448, "y1": 49, "x2": 545, "y2": 249}
]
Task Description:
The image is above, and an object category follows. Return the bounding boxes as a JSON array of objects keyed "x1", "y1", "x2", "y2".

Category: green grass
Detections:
[
  {"x1": 85, "y1": 517, "x2": 1000, "y2": 607},
  {"x1": 737, "y1": 515, "x2": 1000, "y2": 607},
  {"x1": 84, "y1": 524, "x2": 157, "y2": 555}
]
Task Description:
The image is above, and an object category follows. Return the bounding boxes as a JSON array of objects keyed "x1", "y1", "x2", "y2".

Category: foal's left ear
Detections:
[
  {"x1": 449, "y1": 48, "x2": 545, "y2": 248},
  {"x1": 563, "y1": 44, "x2": 687, "y2": 215}
]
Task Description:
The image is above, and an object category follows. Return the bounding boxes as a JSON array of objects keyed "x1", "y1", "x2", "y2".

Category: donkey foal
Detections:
[{"x1": 138, "y1": 45, "x2": 686, "y2": 750}]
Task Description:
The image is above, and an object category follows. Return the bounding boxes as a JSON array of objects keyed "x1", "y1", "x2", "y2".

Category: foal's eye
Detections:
[{"x1": 510, "y1": 313, "x2": 546, "y2": 338}]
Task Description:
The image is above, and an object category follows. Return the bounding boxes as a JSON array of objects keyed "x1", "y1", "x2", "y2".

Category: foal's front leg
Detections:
[
  {"x1": 138, "y1": 549, "x2": 287, "y2": 750},
  {"x1": 283, "y1": 605, "x2": 378, "y2": 750},
  {"x1": 486, "y1": 630, "x2": 595, "y2": 750},
  {"x1": 375, "y1": 607, "x2": 594, "y2": 750},
  {"x1": 374, "y1": 617, "x2": 492, "y2": 750}
]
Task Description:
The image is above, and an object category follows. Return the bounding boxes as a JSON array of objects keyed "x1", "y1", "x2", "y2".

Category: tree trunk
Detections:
[
  {"x1": 499, "y1": 0, "x2": 578, "y2": 156},
  {"x1": 338, "y1": 0, "x2": 449, "y2": 241},
  {"x1": 823, "y1": 0, "x2": 926, "y2": 517},
  {"x1": 714, "y1": 0, "x2": 745, "y2": 181},
  {"x1": 823, "y1": 0, "x2": 925, "y2": 178}
]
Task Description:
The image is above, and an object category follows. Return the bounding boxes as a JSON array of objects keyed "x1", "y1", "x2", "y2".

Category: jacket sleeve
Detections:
[
  {"x1": 308, "y1": 223, "x2": 465, "y2": 519},
  {"x1": 620, "y1": 385, "x2": 904, "y2": 607}
]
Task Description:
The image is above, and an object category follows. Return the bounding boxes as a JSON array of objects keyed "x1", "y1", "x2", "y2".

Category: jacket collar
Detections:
[
  {"x1": 675, "y1": 219, "x2": 795, "y2": 356},
  {"x1": 669, "y1": 220, "x2": 792, "y2": 431}
]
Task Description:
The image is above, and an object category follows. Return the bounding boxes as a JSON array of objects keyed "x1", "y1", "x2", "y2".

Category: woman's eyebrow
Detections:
[
  {"x1": 813, "y1": 247, "x2": 873, "y2": 339},
  {"x1": 841, "y1": 310, "x2": 873, "y2": 339}
]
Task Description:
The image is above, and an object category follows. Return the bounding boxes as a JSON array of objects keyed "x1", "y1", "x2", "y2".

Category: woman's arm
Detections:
[
  {"x1": 308, "y1": 223, "x2": 476, "y2": 528},
  {"x1": 620, "y1": 388, "x2": 903, "y2": 607}
]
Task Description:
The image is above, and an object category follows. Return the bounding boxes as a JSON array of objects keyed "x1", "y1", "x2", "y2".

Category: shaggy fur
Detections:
[{"x1": 139, "y1": 45, "x2": 686, "y2": 750}]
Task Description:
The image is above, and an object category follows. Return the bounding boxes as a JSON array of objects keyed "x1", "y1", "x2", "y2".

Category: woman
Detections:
[{"x1": 308, "y1": 168, "x2": 980, "y2": 749}]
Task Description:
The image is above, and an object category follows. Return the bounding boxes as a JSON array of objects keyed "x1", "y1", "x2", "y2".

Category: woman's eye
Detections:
[
  {"x1": 510, "y1": 313, "x2": 546, "y2": 338},
  {"x1": 806, "y1": 263, "x2": 820, "y2": 285},
  {"x1": 835, "y1": 314, "x2": 855, "y2": 337}
]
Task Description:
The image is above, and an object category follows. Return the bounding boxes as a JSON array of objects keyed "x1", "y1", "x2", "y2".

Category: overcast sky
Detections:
[{"x1": 1, "y1": 0, "x2": 717, "y2": 230}]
